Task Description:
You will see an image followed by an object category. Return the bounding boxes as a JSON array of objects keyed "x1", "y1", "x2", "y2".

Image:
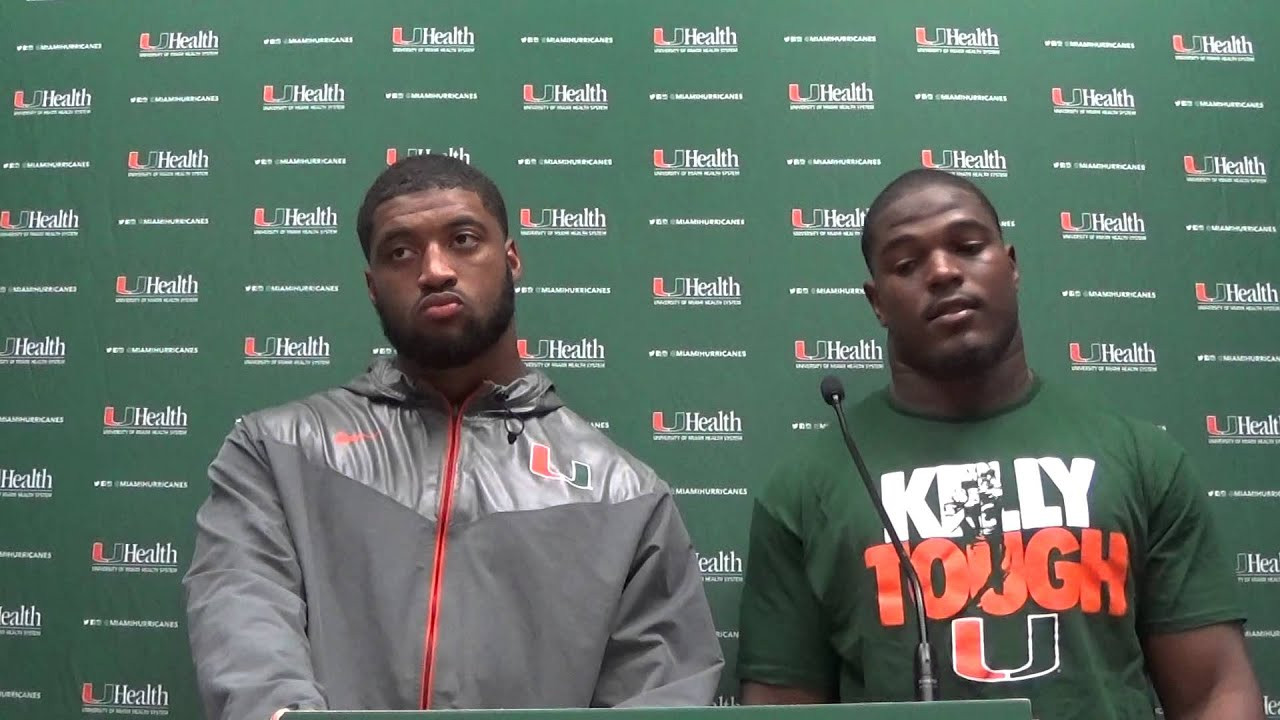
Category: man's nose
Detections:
[
  {"x1": 417, "y1": 243, "x2": 458, "y2": 290},
  {"x1": 923, "y1": 250, "x2": 963, "y2": 290}
]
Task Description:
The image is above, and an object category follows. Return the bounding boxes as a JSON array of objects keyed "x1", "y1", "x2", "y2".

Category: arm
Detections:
[
  {"x1": 591, "y1": 492, "x2": 725, "y2": 707},
  {"x1": 1144, "y1": 623, "x2": 1262, "y2": 720},
  {"x1": 1137, "y1": 445, "x2": 1262, "y2": 719},
  {"x1": 737, "y1": 494, "x2": 839, "y2": 704},
  {"x1": 183, "y1": 420, "x2": 327, "y2": 720},
  {"x1": 741, "y1": 682, "x2": 830, "y2": 705}
]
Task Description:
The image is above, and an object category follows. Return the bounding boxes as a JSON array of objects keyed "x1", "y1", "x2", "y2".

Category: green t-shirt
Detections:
[{"x1": 737, "y1": 377, "x2": 1243, "y2": 719}]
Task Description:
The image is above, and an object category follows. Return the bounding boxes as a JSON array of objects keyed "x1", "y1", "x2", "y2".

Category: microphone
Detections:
[{"x1": 820, "y1": 375, "x2": 939, "y2": 702}]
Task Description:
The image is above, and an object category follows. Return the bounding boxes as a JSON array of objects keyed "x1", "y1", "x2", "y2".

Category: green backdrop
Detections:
[{"x1": 2, "y1": 1, "x2": 1278, "y2": 717}]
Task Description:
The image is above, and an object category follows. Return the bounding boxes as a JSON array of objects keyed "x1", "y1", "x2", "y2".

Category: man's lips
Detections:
[
  {"x1": 925, "y1": 296, "x2": 981, "y2": 322},
  {"x1": 418, "y1": 292, "x2": 463, "y2": 310},
  {"x1": 417, "y1": 293, "x2": 464, "y2": 319}
]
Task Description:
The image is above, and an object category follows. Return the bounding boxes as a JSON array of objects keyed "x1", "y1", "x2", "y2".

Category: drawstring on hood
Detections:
[{"x1": 492, "y1": 389, "x2": 526, "y2": 444}]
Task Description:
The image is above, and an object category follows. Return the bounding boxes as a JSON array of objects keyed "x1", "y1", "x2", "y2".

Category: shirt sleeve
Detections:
[
  {"x1": 592, "y1": 491, "x2": 725, "y2": 707},
  {"x1": 182, "y1": 419, "x2": 329, "y2": 720},
  {"x1": 736, "y1": 465, "x2": 840, "y2": 694},
  {"x1": 1137, "y1": 438, "x2": 1246, "y2": 635}
]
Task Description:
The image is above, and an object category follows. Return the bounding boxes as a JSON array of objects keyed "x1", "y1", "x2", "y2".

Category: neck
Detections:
[
  {"x1": 888, "y1": 332, "x2": 1034, "y2": 419},
  {"x1": 396, "y1": 327, "x2": 525, "y2": 408}
]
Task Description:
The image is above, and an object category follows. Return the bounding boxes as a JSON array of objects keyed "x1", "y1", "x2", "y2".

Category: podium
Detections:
[{"x1": 283, "y1": 699, "x2": 1034, "y2": 720}]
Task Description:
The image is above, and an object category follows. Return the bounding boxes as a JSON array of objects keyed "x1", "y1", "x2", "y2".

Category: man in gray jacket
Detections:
[{"x1": 183, "y1": 154, "x2": 724, "y2": 720}]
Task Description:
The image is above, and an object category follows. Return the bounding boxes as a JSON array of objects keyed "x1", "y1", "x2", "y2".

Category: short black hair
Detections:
[
  {"x1": 861, "y1": 168, "x2": 1001, "y2": 270},
  {"x1": 356, "y1": 153, "x2": 509, "y2": 260}
]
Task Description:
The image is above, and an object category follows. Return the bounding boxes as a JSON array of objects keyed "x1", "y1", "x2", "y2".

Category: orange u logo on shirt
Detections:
[{"x1": 952, "y1": 613, "x2": 1061, "y2": 682}]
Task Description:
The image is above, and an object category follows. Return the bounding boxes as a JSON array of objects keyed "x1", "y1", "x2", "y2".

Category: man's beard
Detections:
[{"x1": 375, "y1": 267, "x2": 516, "y2": 370}]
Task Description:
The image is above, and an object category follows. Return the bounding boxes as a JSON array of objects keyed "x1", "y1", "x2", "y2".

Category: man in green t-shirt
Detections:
[{"x1": 737, "y1": 169, "x2": 1263, "y2": 719}]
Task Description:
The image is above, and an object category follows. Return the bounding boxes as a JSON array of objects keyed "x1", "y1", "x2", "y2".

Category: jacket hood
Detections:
[{"x1": 342, "y1": 356, "x2": 563, "y2": 419}]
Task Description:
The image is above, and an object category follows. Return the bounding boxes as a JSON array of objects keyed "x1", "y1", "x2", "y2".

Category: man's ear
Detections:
[
  {"x1": 1006, "y1": 244, "x2": 1019, "y2": 291},
  {"x1": 365, "y1": 267, "x2": 377, "y2": 304},
  {"x1": 506, "y1": 237, "x2": 523, "y2": 283},
  {"x1": 864, "y1": 279, "x2": 887, "y2": 328}
]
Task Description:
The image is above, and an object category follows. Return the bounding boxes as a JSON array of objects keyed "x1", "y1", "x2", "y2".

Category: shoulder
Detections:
[
  {"x1": 530, "y1": 406, "x2": 671, "y2": 505},
  {"x1": 1037, "y1": 381, "x2": 1187, "y2": 457},
  {"x1": 754, "y1": 420, "x2": 850, "y2": 532},
  {"x1": 1031, "y1": 382, "x2": 1192, "y2": 507},
  {"x1": 235, "y1": 386, "x2": 373, "y2": 448}
]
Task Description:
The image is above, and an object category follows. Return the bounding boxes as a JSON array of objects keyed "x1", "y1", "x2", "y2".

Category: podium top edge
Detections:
[{"x1": 281, "y1": 697, "x2": 1035, "y2": 718}]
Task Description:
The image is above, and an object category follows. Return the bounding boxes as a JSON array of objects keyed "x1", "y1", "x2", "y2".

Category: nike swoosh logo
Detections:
[{"x1": 334, "y1": 431, "x2": 379, "y2": 446}]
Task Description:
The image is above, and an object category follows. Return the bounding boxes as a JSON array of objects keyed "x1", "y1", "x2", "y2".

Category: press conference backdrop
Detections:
[{"x1": 2, "y1": 0, "x2": 1278, "y2": 717}]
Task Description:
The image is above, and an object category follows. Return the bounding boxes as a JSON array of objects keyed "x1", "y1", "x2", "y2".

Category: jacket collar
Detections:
[{"x1": 344, "y1": 356, "x2": 562, "y2": 418}]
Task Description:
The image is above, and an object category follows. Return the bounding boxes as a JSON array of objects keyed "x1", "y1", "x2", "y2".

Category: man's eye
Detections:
[
  {"x1": 454, "y1": 233, "x2": 479, "y2": 247},
  {"x1": 390, "y1": 247, "x2": 414, "y2": 260},
  {"x1": 893, "y1": 260, "x2": 916, "y2": 276},
  {"x1": 958, "y1": 242, "x2": 984, "y2": 255}
]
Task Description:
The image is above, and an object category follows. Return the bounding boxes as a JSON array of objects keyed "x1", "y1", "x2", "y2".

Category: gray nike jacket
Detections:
[{"x1": 182, "y1": 358, "x2": 723, "y2": 720}]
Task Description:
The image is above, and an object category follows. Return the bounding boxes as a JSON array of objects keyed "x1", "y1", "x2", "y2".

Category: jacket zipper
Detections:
[{"x1": 420, "y1": 400, "x2": 469, "y2": 709}]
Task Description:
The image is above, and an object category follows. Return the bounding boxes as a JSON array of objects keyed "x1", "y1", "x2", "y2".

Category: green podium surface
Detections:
[{"x1": 284, "y1": 700, "x2": 1034, "y2": 720}]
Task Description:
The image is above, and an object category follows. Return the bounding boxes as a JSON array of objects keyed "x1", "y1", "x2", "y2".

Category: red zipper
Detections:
[{"x1": 420, "y1": 400, "x2": 470, "y2": 709}]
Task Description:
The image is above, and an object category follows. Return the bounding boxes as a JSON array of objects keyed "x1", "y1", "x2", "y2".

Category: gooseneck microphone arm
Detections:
[{"x1": 820, "y1": 376, "x2": 939, "y2": 702}]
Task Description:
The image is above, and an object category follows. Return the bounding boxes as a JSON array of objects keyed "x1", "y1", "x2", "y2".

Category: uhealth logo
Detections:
[
  {"x1": 0, "y1": 603, "x2": 41, "y2": 636},
  {"x1": 522, "y1": 83, "x2": 608, "y2": 111},
  {"x1": 653, "y1": 26, "x2": 738, "y2": 53},
  {"x1": 391, "y1": 25, "x2": 475, "y2": 53},
  {"x1": 1068, "y1": 342, "x2": 1157, "y2": 372},
  {"x1": 920, "y1": 148, "x2": 1008, "y2": 178},
  {"x1": 127, "y1": 149, "x2": 209, "y2": 177},
  {"x1": 0, "y1": 208, "x2": 79, "y2": 237},
  {"x1": 102, "y1": 405, "x2": 189, "y2": 436},
  {"x1": 1208, "y1": 414, "x2": 1280, "y2": 445},
  {"x1": 1236, "y1": 551, "x2": 1280, "y2": 581},
  {"x1": 244, "y1": 336, "x2": 331, "y2": 366},
  {"x1": 915, "y1": 27, "x2": 1000, "y2": 54},
  {"x1": 91, "y1": 541, "x2": 180, "y2": 573},
  {"x1": 788, "y1": 82, "x2": 874, "y2": 111},
  {"x1": 0, "y1": 336, "x2": 66, "y2": 366},
  {"x1": 1051, "y1": 87, "x2": 1136, "y2": 116},
  {"x1": 792, "y1": 208, "x2": 866, "y2": 237},
  {"x1": 1195, "y1": 282, "x2": 1280, "y2": 311},
  {"x1": 0, "y1": 467, "x2": 54, "y2": 498},
  {"x1": 652, "y1": 276, "x2": 742, "y2": 306},
  {"x1": 696, "y1": 550, "x2": 744, "y2": 581},
  {"x1": 794, "y1": 339, "x2": 885, "y2": 370},
  {"x1": 82, "y1": 682, "x2": 170, "y2": 715},
  {"x1": 519, "y1": 207, "x2": 608, "y2": 237},
  {"x1": 13, "y1": 88, "x2": 92, "y2": 115},
  {"x1": 1184, "y1": 154, "x2": 1267, "y2": 184},
  {"x1": 138, "y1": 30, "x2": 219, "y2": 57},
  {"x1": 1059, "y1": 211, "x2": 1146, "y2": 240},
  {"x1": 386, "y1": 147, "x2": 470, "y2": 165},
  {"x1": 253, "y1": 206, "x2": 339, "y2": 235},
  {"x1": 652, "y1": 410, "x2": 744, "y2": 442},
  {"x1": 517, "y1": 338, "x2": 606, "y2": 368},
  {"x1": 262, "y1": 83, "x2": 345, "y2": 111},
  {"x1": 653, "y1": 147, "x2": 740, "y2": 177},
  {"x1": 114, "y1": 274, "x2": 199, "y2": 303},
  {"x1": 1172, "y1": 34, "x2": 1254, "y2": 61}
]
